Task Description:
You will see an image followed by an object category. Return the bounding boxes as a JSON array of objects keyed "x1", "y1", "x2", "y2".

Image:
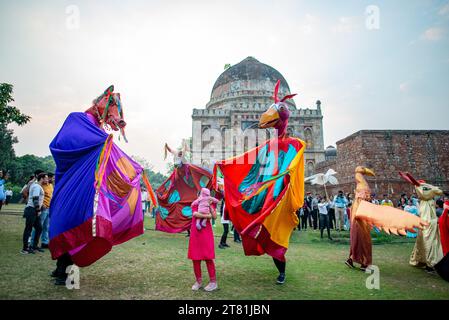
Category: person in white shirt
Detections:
[
  {"x1": 5, "y1": 189, "x2": 13, "y2": 205},
  {"x1": 141, "y1": 188, "x2": 149, "y2": 215},
  {"x1": 318, "y1": 197, "x2": 333, "y2": 241},
  {"x1": 21, "y1": 173, "x2": 46, "y2": 254}
]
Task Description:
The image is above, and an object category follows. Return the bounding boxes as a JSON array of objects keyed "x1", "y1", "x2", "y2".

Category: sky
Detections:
[{"x1": 1, "y1": 0, "x2": 448, "y2": 174}]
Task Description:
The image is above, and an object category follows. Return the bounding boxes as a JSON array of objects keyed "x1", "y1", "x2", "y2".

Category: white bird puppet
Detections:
[{"x1": 305, "y1": 169, "x2": 339, "y2": 199}]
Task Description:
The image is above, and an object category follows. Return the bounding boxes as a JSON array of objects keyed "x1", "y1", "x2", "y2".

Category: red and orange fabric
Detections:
[
  {"x1": 213, "y1": 137, "x2": 305, "y2": 261},
  {"x1": 440, "y1": 200, "x2": 449, "y2": 256},
  {"x1": 155, "y1": 164, "x2": 218, "y2": 233}
]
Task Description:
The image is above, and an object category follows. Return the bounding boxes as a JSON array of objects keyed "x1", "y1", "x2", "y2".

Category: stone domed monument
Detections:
[{"x1": 192, "y1": 56, "x2": 325, "y2": 175}]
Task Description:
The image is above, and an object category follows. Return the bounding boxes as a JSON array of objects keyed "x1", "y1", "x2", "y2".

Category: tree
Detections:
[
  {"x1": 0, "y1": 83, "x2": 31, "y2": 126},
  {"x1": 0, "y1": 83, "x2": 31, "y2": 172},
  {"x1": 7, "y1": 154, "x2": 56, "y2": 186},
  {"x1": 132, "y1": 155, "x2": 168, "y2": 189}
]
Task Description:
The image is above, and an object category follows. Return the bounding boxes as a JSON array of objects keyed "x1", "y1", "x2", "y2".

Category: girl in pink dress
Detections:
[{"x1": 188, "y1": 188, "x2": 218, "y2": 291}]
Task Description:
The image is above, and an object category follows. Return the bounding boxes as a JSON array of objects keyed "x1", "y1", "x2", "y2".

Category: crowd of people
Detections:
[{"x1": 296, "y1": 191, "x2": 353, "y2": 238}]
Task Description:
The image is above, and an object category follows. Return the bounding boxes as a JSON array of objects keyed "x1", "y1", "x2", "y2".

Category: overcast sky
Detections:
[{"x1": 1, "y1": 0, "x2": 448, "y2": 173}]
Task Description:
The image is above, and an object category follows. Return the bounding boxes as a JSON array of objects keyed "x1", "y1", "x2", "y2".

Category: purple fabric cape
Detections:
[{"x1": 49, "y1": 112, "x2": 143, "y2": 267}]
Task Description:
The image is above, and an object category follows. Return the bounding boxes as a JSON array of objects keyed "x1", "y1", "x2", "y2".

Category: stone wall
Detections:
[{"x1": 312, "y1": 130, "x2": 449, "y2": 202}]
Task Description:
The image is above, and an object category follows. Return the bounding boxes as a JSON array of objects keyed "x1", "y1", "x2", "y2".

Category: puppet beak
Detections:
[
  {"x1": 364, "y1": 168, "x2": 376, "y2": 177},
  {"x1": 259, "y1": 107, "x2": 279, "y2": 129}
]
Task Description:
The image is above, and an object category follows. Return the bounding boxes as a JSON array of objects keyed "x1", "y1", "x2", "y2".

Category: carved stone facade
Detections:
[{"x1": 191, "y1": 56, "x2": 325, "y2": 171}]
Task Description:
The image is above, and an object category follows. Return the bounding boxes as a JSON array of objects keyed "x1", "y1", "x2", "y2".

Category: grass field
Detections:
[{"x1": 0, "y1": 204, "x2": 448, "y2": 300}]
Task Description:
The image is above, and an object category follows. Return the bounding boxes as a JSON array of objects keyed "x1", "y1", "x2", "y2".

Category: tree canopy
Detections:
[{"x1": 0, "y1": 83, "x2": 31, "y2": 173}]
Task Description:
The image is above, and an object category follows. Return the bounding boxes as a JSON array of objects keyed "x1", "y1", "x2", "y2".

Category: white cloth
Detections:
[
  {"x1": 318, "y1": 202, "x2": 329, "y2": 215},
  {"x1": 26, "y1": 182, "x2": 44, "y2": 208}
]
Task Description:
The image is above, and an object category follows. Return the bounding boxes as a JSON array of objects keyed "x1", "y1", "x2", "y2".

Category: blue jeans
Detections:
[{"x1": 30, "y1": 208, "x2": 50, "y2": 245}]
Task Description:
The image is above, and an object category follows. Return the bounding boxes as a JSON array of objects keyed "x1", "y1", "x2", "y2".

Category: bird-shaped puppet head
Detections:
[
  {"x1": 355, "y1": 166, "x2": 376, "y2": 177},
  {"x1": 259, "y1": 80, "x2": 297, "y2": 137},
  {"x1": 399, "y1": 172, "x2": 443, "y2": 201}
]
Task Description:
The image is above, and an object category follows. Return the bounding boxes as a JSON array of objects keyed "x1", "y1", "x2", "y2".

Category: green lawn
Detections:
[{"x1": 0, "y1": 204, "x2": 448, "y2": 300}]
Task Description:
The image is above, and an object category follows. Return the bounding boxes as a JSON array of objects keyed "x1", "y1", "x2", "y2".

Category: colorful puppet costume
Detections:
[
  {"x1": 439, "y1": 200, "x2": 449, "y2": 257},
  {"x1": 396, "y1": 172, "x2": 449, "y2": 281},
  {"x1": 49, "y1": 112, "x2": 145, "y2": 267},
  {"x1": 214, "y1": 138, "x2": 305, "y2": 262},
  {"x1": 398, "y1": 173, "x2": 444, "y2": 269},
  {"x1": 213, "y1": 79, "x2": 305, "y2": 263},
  {"x1": 436, "y1": 199, "x2": 449, "y2": 281},
  {"x1": 156, "y1": 150, "x2": 217, "y2": 233},
  {"x1": 346, "y1": 168, "x2": 427, "y2": 270}
]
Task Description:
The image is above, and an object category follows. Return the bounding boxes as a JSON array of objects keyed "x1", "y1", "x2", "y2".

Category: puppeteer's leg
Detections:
[
  {"x1": 53, "y1": 252, "x2": 74, "y2": 285},
  {"x1": 273, "y1": 257, "x2": 286, "y2": 284}
]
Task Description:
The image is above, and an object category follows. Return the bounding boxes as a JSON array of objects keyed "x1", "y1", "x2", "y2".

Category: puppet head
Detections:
[
  {"x1": 399, "y1": 172, "x2": 443, "y2": 201},
  {"x1": 355, "y1": 166, "x2": 376, "y2": 177},
  {"x1": 86, "y1": 85, "x2": 128, "y2": 141},
  {"x1": 259, "y1": 80, "x2": 297, "y2": 137}
]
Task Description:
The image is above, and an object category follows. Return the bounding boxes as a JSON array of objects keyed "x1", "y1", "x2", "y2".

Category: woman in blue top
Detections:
[
  {"x1": 404, "y1": 199, "x2": 419, "y2": 238},
  {"x1": 0, "y1": 170, "x2": 7, "y2": 211}
]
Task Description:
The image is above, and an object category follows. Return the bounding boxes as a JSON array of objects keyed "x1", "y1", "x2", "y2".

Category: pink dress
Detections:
[{"x1": 188, "y1": 206, "x2": 215, "y2": 260}]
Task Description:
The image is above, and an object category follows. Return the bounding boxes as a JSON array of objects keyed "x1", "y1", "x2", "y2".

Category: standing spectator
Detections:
[
  {"x1": 30, "y1": 173, "x2": 53, "y2": 249},
  {"x1": 295, "y1": 207, "x2": 302, "y2": 231},
  {"x1": 411, "y1": 194, "x2": 419, "y2": 207},
  {"x1": 371, "y1": 194, "x2": 380, "y2": 205},
  {"x1": 232, "y1": 224, "x2": 241, "y2": 243},
  {"x1": 436, "y1": 199, "x2": 444, "y2": 218},
  {"x1": 311, "y1": 194, "x2": 319, "y2": 230},
  {"x1": 21, "y1": 170, "x2": 44, "y2": 204},
  {"x1": 328, "y1": 195, "x2": 336, "y2": 229},
  {"x1": 381, "y1": 194, "x2": 394, "y2": 207},
  {"x1": 334, "y1": 191, "x2": 348, "y2": 232},
  {"x1": 404, "y1": 199, "x2": 419, "y2": 238},
  {"x1": 397, "y1": 194, "x2": 408, "y2": 209},
  {"x1": 0, "y1": 170, "x2": 6, "y2": 211},
  {"x1": 318, "y1": 197, "x2": 333, "y2": 240},
  {"x1": 5, "y1": 189, "x2": 13, "y2": 205},
  {"x1": 141, "y1": 187, "x2": 148, "y2": 215},
  {"x1": 21, "y1": 173, "x2": 46, "y2": 254},
  {"x1": 20, "y1": 176, "x2": 35, "y2": 204},
  {"x1": 346, "y1": 193, "x2": 353, "y2": 230},
  {"x1": 305, "y1": 193, "x2": 313, "y2": 228},
  {"x1": 301, "y1": 201, "x2": 309, "y2": 230},
  {"x1": 219, "y1": 197, "x2": 230, "y2": 249}
]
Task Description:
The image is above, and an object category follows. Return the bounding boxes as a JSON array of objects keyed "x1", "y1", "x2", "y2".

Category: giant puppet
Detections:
[
  {"x1": 49, "y1": 86, "x2": 156, "y2": 279},
  {"x1": 155, "y1": 141, "x2": 219, "y2": 233},
  {"x1": 345, "y1": 168, "x2": 427, "y2": 271},
  {"x1": 213, "y1": 80, "x2": 305, "y2": 284},
  {"x1": 399, "y1": 172, "x2": 449, "y2": 281}
]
